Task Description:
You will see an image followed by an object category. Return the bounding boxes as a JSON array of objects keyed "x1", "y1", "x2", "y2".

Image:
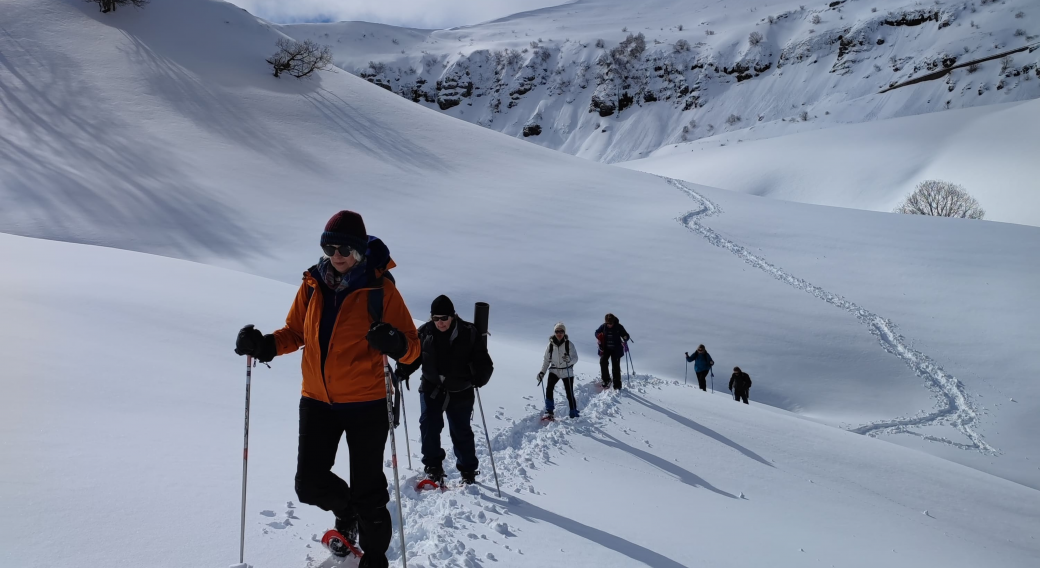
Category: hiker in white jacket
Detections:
[{"x1": 537, "y1": 322, "x2": 580, "y2": 419}]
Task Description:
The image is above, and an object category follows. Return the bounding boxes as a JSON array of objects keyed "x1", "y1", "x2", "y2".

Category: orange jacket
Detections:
[{"x1": 272, "y1": 266, "x2": 420, "y2": 404}]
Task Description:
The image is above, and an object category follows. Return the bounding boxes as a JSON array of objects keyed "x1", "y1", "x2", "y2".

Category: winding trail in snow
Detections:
[{"x1": 667, "y1": 178, "x2": 995, "y2": 454}]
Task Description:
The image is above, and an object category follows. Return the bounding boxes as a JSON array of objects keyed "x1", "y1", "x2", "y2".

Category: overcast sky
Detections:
[{"x1": 226, "y1": 0, "x2": 567, "y2": 28}]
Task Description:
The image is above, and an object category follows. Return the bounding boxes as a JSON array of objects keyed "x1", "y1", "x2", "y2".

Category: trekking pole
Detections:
[
  {"x1": 382, "y1": 356, "x2": 408, "y2": 568},
  {"x1": 239, "y1": 356, "x2": 253, "y2": 566},
  {"x1": 393, "y1": 368, "x2": 413, "y2": 470},
  {"x1": 472, "y1": 301, "x2": 501, "y2": 497},
  {"x1": 475, "y1": 388, "x2": 502, "y2": 497},
  {"x1": 684, "y1": 358, "x2": 688, "y2": 385},
  {"x1": 710, "y1": 367, "x2": 714, "y2": 394}
]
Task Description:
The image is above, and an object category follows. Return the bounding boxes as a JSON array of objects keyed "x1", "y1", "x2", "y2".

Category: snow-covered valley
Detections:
[{"x1": 1, "y1": 1, "x2": 1038, "y2": 567}]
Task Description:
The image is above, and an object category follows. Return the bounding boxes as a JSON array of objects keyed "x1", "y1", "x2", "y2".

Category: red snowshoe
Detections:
[{"x1": 321, "y1": 529, "x2": 363, "y2": 559}]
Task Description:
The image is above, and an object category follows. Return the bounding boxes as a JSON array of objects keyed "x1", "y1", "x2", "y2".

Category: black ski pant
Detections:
[
  {"x1": 295, "y1": 396, "x2": 391, "y2": 567},
  {"x1": 545, "y1": 372, "x2": 577, "y2": 412},
  {"x1": 695, "y1": 370, "x2": 710, "y2": 391},
  {"x1": 733, "y1": 389, "x2": 749, "y2": 404},
  {"x1": 419, "y1": 387, "x2": 478, "y2": 473},
  {"x1": 600, "y1": 353, "x2": 623, "y2": 389}
]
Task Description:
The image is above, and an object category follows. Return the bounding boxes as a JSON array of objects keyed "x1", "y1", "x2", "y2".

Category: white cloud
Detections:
[{"x1": 225, "y1": 0, "x2": 567, "y2": 28}]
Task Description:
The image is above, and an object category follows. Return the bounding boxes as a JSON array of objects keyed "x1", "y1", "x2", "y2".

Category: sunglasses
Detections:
[
  {"x1": 431, "y1": 315, "x2": 452, "y2": 322},
  {"x1": 322, "y1": 244, "x2": 354, "y2": 257},
  {"x1": 555, "y1": 330, "x2": 565, "y2": 334}
]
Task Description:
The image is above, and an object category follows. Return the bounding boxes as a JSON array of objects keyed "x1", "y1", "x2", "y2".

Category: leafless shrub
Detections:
[
  {"x1": 86, "y1": 0, "x2": 147, "y2": 13},
  {"x1": 799, "y1": 110, "x2": 809, "y2": 121},
  {"x1": 267, "y1": 38, "x2": 333, "y2": 78},
  {"x1": 872, "y1": 7, "x2": 878, "y2": 12},
  {"x1": 1014, "y1": 29, "x2": 1026, "y2": 37},
  {"x1": 1015, "y1": 11, "x2": 1025, "y2": 18},
  {"x1": 1001, "y1": 55, "x2": 1014, "y2": 73},
  {"x1": 596, "y1": 38, "x2": 605, "y2": 48},
  {"x1": 678, "y1": 24, "x2": 684, "y2": 31},
  {"x1": 705, "y1": 29, "x2": 716, "y2": 36},
  {"x1": 748, "y1": 31, "x2": 764, "y2": 46},
  {"x1": 726, "y1": 114, "x2": 742, "y2": 125},
  {"x1": 894, "y1": 180, "x2": 985, "y2": 219},
  {"x1": 811, "y1": 13, "x2": 822, "y2": 25},
  {"x1": 674, "y1": 39, "x2": 691, "y2": 52}
]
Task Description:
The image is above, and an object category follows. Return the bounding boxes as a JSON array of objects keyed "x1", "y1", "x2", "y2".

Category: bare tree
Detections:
[
  {"x1": 894, "y1": 180, "x2": 985, "y2": 219},
  {"x1": 86, "y1": 0, "x2": 147, "y2": 13},
  {"x1": 267, "y1": 38, "x2": 334, "y2": 78},
  {"x1": 748, "y1": 31, "x2": 764, "y2": 46}
]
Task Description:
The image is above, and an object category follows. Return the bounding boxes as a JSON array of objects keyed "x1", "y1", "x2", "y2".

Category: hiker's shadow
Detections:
[
  {"x1": 483, "y1": 494, "x2": 691, "y2": 568},
  {"x1": 585, "y1": 427, "x2": 738, "y2": 499},
  {"x1": 626, "y1": 392, "x2": 774, "y2": 468}
]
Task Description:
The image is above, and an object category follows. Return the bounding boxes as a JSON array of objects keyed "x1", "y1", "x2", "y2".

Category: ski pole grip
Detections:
[{"x1": 474, "y1": 302, "x2": 490, "y2": 348}]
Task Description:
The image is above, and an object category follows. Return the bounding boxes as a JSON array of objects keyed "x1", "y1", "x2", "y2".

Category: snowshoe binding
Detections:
[
  {"x1": 460, "y1": 470, "x2": 479, "y2": 485},
  {"x1": 416, "y1": 464, "x2": 445, "y2": 491},
  {"x1": 321, "y1": 529, "x2": 363, "y2": 559}
]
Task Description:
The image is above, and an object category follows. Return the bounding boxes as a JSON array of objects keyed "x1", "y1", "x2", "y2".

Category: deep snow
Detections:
[{"x1": 1, "y1": 1, "x2": 1039, "y2": 567}]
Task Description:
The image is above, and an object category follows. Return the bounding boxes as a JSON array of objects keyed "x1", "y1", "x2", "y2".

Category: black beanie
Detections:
[
  {"x1": 431, "y1": 295, "x2": 455, "y2": 316},
  {"x1": 321, "y1": 210, "x2": 368, "y2": 252}
]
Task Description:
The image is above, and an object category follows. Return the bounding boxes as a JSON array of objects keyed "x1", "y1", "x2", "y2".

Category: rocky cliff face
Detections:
[{"x1": 282, "y1": 1, "x2": 1040, "y2": 163}]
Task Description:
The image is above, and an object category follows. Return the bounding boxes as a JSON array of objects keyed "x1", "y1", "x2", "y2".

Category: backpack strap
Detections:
[{"x1": 368, "y1": 278, "x2": 384, "y2": 324}]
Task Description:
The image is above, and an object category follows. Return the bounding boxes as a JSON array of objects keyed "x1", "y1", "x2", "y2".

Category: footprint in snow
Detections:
[{"x1": 259, "y1": 510, "x2": 276, "y2": 517}]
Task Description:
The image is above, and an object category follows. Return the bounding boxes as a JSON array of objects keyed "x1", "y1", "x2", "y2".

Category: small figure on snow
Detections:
[
  {"x1": 234, "y1": 210, "x2": 421, "y2": 567},
  {"x1": 595, "y1": 313, "x2": 630, "y2": 390},
  {"x1": 685, "y1": 344, "x2": 715, "y2": 391},
  {"x1": 537, "y1": 322, "x2": 580, "y2": 419},
  {"x1": 729, "y1": 366, "x2": 753, "y2": 404},
  {"x1": 396, "y1": 295, "x2": 494, "y2": 486}
]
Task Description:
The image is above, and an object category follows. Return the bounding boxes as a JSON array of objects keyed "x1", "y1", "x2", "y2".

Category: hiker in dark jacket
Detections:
[
  {"x1": 396, "y1": 295, "x2": 493, "y2": 485},
  {"x1": 595, "y1": 313, "x2": 630, "y2": 390},
  {"x1": 685, "y1": 344, "x2": 715, "y2": 391},
  {"x1": 728, "y1": 367, "x2": 752, "y2": 404}
]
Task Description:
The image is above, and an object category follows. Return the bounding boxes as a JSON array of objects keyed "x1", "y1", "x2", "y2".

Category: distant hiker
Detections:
[
  {"x1": 538, "y1": 322, "x2": 580, "y2": 419},
  {"x1": 685, "y1": 345, "x2": 715, "y2": 391},
  {"x1": 396, "y1": 295, "x2": 494, "y2": 486},
  {"x1": 729, "y1": 367, "x2": 752, "y2": 404},
  {"x1": 234, "y1": 210, "x2": 420, "y2": 567},
  {"x1": 595, "y1": 313, "x2": 630, "y2": 390}
]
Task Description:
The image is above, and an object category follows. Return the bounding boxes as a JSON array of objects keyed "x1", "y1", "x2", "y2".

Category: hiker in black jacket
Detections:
[
  {"x1": 396, "y1": 295, "x2": 494, "y2": 485},
  {"x1": 595, "y1": 313, "x2": 630, "y2": 390},
  {"x1": 728, "y1": 367, "x2": 752, "y2": 404}
]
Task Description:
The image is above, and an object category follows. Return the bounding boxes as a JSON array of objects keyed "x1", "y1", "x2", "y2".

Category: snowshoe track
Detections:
[{"x1": 668, "y1": 178, "x2": 994, "y2": 454}]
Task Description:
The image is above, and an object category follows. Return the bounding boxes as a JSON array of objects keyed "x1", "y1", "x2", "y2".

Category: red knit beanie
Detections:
[{"x1": 321, "y1": 210, "x2": 368, "y2": 251}]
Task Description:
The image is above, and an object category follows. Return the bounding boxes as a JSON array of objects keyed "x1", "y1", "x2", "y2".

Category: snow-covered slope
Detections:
[
  {"x1": 2, "y1": 0, "x2": 1039, "y2": 485},
  {"x1": 620, "y1": 98, "x2": 1040, "y2": 226},
  {"x1": 279, "y1": 0, "x2": 1040, "y2": 164},
  {"x1": 1, "y1": 1, "x2": 1039, "y2": 565},
  {"x1": 3, "y1": 233, "x2": 1039, "y2": 568}
]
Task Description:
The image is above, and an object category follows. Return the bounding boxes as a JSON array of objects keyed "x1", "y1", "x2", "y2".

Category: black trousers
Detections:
[
  {"x1": 733, "y1": 389, "x2": 749, "y2": 404},
  {"x1": 295, "y1": 396, "x2": 391, "y2": 567},
  {"x1": 419, "y1": 387, "x2": 478, "y2": 473},
  {"x1": 695, "y1": 370, "x2": 709, "y2": 391},
  {"x1": 545, "y1": 372, "x2": 577, "y2": 411},
  {"x1": 600, "y1": 353, "x2": 623, "y2": 389}
]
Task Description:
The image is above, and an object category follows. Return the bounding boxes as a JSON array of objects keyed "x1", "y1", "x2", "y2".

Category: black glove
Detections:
[
  {"x1": 235, "y1": 324, "x2": 276, "y2": 363},
  {"x1": 537, "y1": 371, "x2": 545, "y2": 384},
  {"x1": 366, "y1": 322, "x2": 408, "y2": 360},
  {"x1": 394, "y1": 365, "x2": 411, "y2": 390}
]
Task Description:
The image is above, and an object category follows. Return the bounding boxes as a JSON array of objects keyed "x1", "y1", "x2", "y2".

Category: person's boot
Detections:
[
  {"x1": 541, "y1": 397, "x2": 555, "y2": 421},
  {"x1": 357, "y1": 507, "x2": 391, "y2": 568},
  {"x1": 334, "y1": 511, "x2": 359, "y2": 546},
  {"x1": 569, "y1": 408, "x2": 580, "y2": 419},
  {"x1": 460, "y1": 469, "x2": 480, "y2": 485},
  {"x1": 423, "y1": 463, "x2": 445, "y2": 483}
]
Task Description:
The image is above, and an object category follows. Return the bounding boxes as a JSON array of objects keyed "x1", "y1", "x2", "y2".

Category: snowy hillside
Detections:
[
  {"x1": 620, "y1": 98, "x2": 1040, "y2": 226},
  {"x1": 1, "y1": 1, "x2": 1039, "y2": 566},
  {"x1": 279, "y1": 0, "x2": 1040, "y2": 165},
  {"x1": 3, "y1": 233, "x2": 1039, "y2": 568}
]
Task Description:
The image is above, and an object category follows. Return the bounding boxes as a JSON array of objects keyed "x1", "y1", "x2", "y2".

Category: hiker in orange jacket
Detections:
[{"x1": 235, "y1": 210, "x2": 419, "y2": 568}]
